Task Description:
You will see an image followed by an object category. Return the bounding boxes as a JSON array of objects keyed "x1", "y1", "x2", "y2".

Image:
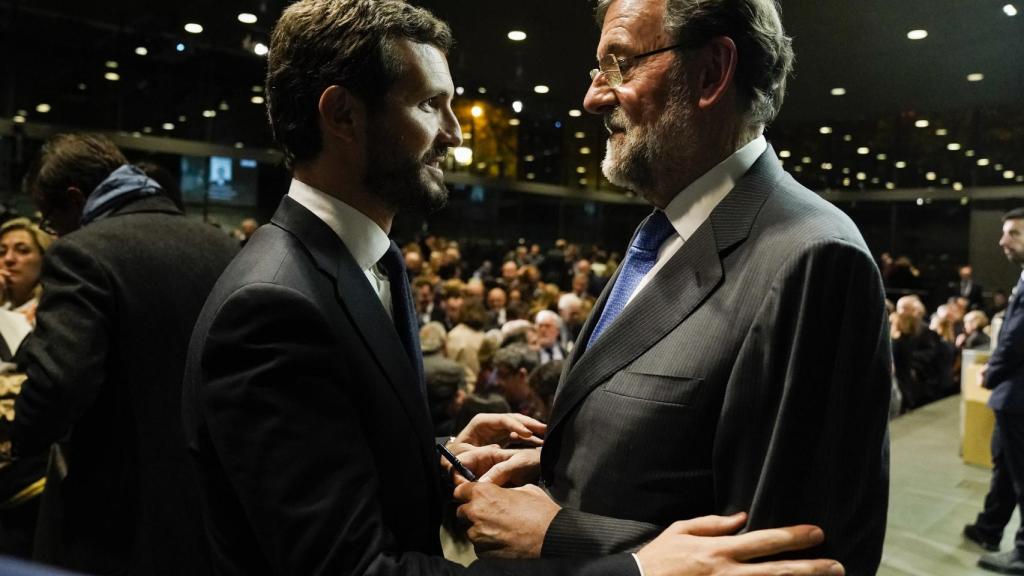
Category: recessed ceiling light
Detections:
[
  {"x1": 947, "y1": 142, "x2": 962, "y2": 151},
  {"x1": 202, "y1": 109, "x2": 217, "y2": 118},
  {"x1": 533, "y1": 85, "x2": 550, "y2": 94},
  {"x1": 235, "y1": 142, "x2": 245, "y2": 149},
  {"x1": 1005, "y1": 170, "x2": 1017, "y2": 179},
  {"x1": 779, "y1": 150, "x2": 792, "y2": 158},
  {"x1": 793, "y1": 165, "x2": 803, "y2": 173},
  {"x1": 512, "y1": 101, "x2": 523, "y2": 113},
  {"x1": 857, "y1": 147, "x2": 869, "y2": 155},
  {"x1": 254, "y1": 43, "x2": 269, "y2": 56},
  {"x1": 819, "y1": 126, "x2": 833, "y2": 134},
  {"x1": 104, "y1": 72, "x2": 120, "y2": 81},
  {"x1": 131, "y1": 131, "x2": 142, "y2": 138},
  {"x1": 843, "y1": 134, "x2": 853, "y2": 142},
  {"x1": 843, "y1": 178, "x2": 851, "y2": 186},
  {"x1": 477, "y1": 87, "x2": 487, "y2": 94},
  {"x1": 996, "y1": 163, "x2": 1004, "y2": 170},
  {"x1": 507, "y1": 30, "x2": 527, "y2": 41},
  {"x1": 978, "y1": 158, "x2": 990, "y2": 166},
  {"x1": 250, "y1": 95, "x2": 265, "y2": 104},
  {"x1": 176, "y1": 43, "x2": 186, "y2": 52},
  {"x1": 967, "y1": 73, "x2": 985, "y2": 82},
  {"x1": 935, "y1": 128, "x2": 948, "y2": 136},
  {"x1": 842, "y1": 167, "x2": 851, "y2": 174},
  {"x1": 801, "y1": 156, "x2": 812, "y2": 164},
  {"x1": 238, "y1": 13, "x2": 258, "y2": 24},
  {"x1": 914, "y1": 119, "x2": 929, "y2": 128},
  {"x1": 77, "y1": 83, "x2": 87, "y2": 90},
  {"x1": 568, "y1": 109, "x2": 582, "y2": 117},
  {"x1": 574, "y1": 131, "x2": 586, "y2": 139},
  {"x1": 926, "y1": 172, "x2": 937, "y2": 181},
  {"x1": 871, "y1": 177, "x2": 880, "y2": 184},
  {"x1": 252, "y1": 85, "x2": 263, "y2": 93},
  {"x1": 135, "y1": 46, "x2": 148, "y2": 56},
  {"x1": 526, "y1": 173, "x2": 535, "y2": 180},
  {"x1": 876, "y1": 153, "x2": 887, "y2": 161},
  {"x1": 105, "y1": 60, "x2": 119, "y2": 69},
  {"x1": 907, "y1": 29, "x2": 928, "y2": 40},
  {"x1": 178, "y1": 115, "x2": 187, "y2": 122},
  {"x1": 895, "y1": 161, "x2": 907, "y2": 169},
  {"x1": 509, "y1": 118, "x2": 521, "y2": 126},
  {"x1": 953, "y1": 182, "x2": 964, "y2": 191},
  {"x1": 821, "y1": 162, "x2": 833, "y2": 170},
  {"x1": 965, "y1": 150, "x2": 976, "y2": 157},
  {"x1": 940, "y1": 178, "x2": 950, "y2": 185},
  {"x1": 576, "y1": 166, "x2": 586, "y2": 174},
  {"x1": 580, "y1": 147, "x2": 591, "y2": 154},
  {"x1": 579, "y1": 178, "x2": 588, "y2": 186},
  {"x1": 856, "y1": 172, "x2": 867, "y2": 181},
  {"x1": 143, "y1": 126, "x2": 153, "y2": 134},
  {"x1": 916, "y1": 198, "x2": 925, "y2": 206},
  {"x1": 453, "y1": 147, "x2": 473, "y2": 165},
  {"x1": 184, "y1": 23, "x2": 203, "y2": 34},
  {"x1": 1005, "y1": 4, "x2": 1019, "y2": 16},
  {"x1": 35, "y1": 103, "x2": 51, "y2": 113},
  {"x1": 218, "y1": 101, "x2": 230, "y2": 111},
  {"x1": 524, "y1": 155, "x2": 535, "y2": 162},
  {"x1": 886, "y1": 182, "x2": 895, "y2": 190},
  {"x1": 830, "y1": 87, "x2": 846, "y2": 96},
  {"x1": 162, "y1": 122, "x2": 175, "y2": 130},
  {"x1": 12, "y1": 115, "x2": 26, "y2": 124},
  {"x1": 455, "y1": 87, "x2": 464, "y2": 95}
]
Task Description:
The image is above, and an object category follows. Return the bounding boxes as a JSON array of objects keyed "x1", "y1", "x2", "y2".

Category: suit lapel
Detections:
[
  {"x1": 548, "y1": 146, "x2": 784, "y2": 434},
  {"x1": 270, "y1": 197, "x2": 435, "y2": 464}
]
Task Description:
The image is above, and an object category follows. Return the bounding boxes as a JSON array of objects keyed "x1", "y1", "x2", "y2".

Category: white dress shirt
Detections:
[
  {"x1": 287, "y1": 178, "x2": 394, "y2": 318},
  {"x1": 625, "y1": 135, "x2": 768, "y2": 307}
]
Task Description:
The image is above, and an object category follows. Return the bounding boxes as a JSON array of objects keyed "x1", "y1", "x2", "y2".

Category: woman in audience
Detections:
[{"x1": 0, "y1": 218, "x2": 53, "y2": 329}]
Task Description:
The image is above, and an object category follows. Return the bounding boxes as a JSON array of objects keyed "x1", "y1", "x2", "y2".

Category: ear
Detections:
[
  {"x1": 318, "y1": 85, "x2": 364, "y2": 142},
  {"x1": 66, "y1": 186, "x2": 86, "y2": 212},
  {"x1": 695, "y1": 36, "x2": 738, "y2": 110}
]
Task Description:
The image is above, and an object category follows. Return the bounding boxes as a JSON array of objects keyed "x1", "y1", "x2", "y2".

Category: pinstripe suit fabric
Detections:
[{"x1": 540, "y1": 146, "x2": 891, "y2": 575}]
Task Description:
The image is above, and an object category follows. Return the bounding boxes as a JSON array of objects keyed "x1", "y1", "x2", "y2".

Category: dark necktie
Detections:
[
  {"x1": 378, "y1": 243, "x2": 426, "y2": 397},
  {"x1": 588, "y1": 210, "x2": 676, "y2": 346}
]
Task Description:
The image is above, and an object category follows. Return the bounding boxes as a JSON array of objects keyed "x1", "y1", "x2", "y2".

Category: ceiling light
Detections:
[
  {"x1": 843, "y1": 134, "x2": 853, "y2": 142},
  {"x1": 935, "y1": 128, "x2": 948, "y2": 136},
  {"x1": 961, "y1": 196, "x2": 970, "y2": 205},
  {"x1": 801, "y1": 156, "x2": 812, "y2": 164},
  {"x1": 967, "y1": 73, "x2": 985, "y2": 82},
  {"x1": 907, "y1": 29, "x2": 928, "y2": 40},
  {"x1": 926, "y1": 172, "x2": 937, "y2": 181},
  {"x1": 12, "y1": 115, "x2": 25, "y2": 124},
  {"x1": 524, "y1": 155, "x2": 535, "y2": 162},
  {"x1": 162, "y1": 122, "x2": 175, "y2": 130},
  {"x1": 254, "y1": 42, "x2": 269, "y2": 56},
  {"x1": 953, "y1": 182, "x2": 964, "y2": 191},
  {"x1": 234, "y1": 142, "x2": 244, "y2": 149},
  {"x1": 886, "y1": 183, "x2": 896, "y2": 190},
  {"x1": 176, "y1": 43, "x2": 186, "y2": 52},
  {"x1": 1006, "y1": 170, "x2": 1017, "y2": 179},
  {"x1": 135, "y1": 46, "x2": 148, "y2": 56},
  {"x1": 453, "y1": 147, "x2": 473, "y2": 166},
  {"x1": 143, "y1": 126, "x2": 153, "y2": 134},
  {"x1": 105, "y1": 60, "x2": 119, "y2": 69},
  {"x1": 856, "y1": 172, "x2": 867, "y2": 181},
  {"x1": 978, "y1": 158, "x2": 990, "y2": 166},
  {"x1": 941, "y1": 178, "x2": 950, "y2": 185},
  {"x1": 574, "y1": 131, "x2": 586, "y2": 139},
  {"x1": 568, "y1": 109, "x2": 582, "y2": 117},
  {"x1": 819, "y1": 126, "x2": 833, "y2": 134},
  {"x1": 526, "y1": 173, "x2": 536, "y2": 180},
  {"x1": 947, "y1": 142, "x2": 962, "y2": 151},
  {"x1": 476, "y1": 162, "x2": 487, "y2": 170},
  {"x1": 131, "y1": 131, "x2": 142, "y2": 138},
  {"x1": 252, "y1": 85, "x2": 264, "y2": 93},
  {"x1": 251, "y1": 95, "x2": 265, "y2": 104},
  {"x1": 512, "y1": 101, "x2": 523, "y2": 113},
  {"x1": 779, "y1": 150, "x2": 792, "y2": 158},
  {"x1": 895, "y1": 161, "x2": 907, "y2": 169},
  {"x1": 178, "y1": 115, "x2": 187, "y2": 122},
  {"x1": 830, "y1": 87, "x2": 846, "y2": 96},
  {"x1": 842, "y1": 167, "x2": 851, "y2": 174},
  {"x1": 77, "y1": 83, "x2": 87, "y2": 90},
  {"x1": 821, "y1": 162, "x2": 833, "y2": 170},
  {"x1": 871, "y1": 177, "x2": 880, "y2": 184},
  {"x1": 456, "y1": 87, "x2": 464, "y2": 95},
  {"x1": 1005, "y1": 4, "x2": 1019, "y2": 16},
  {"x1": 917, "y1": 198, "x2": 925, "y2": 206},
  {"x1": 1018, "y1": 176, "x2": 1024, "y2": 182},
  {"x1": 508, "y1": 118, "x2": 521, "y2": 126},
  {"x1": 533, "y1": 85, "x2": 550, "y2": 94},
  {"x1": 202, "y1": 109, "x2": 217, "y2": 118},
  {"x1": 576, "y1": 166, "x2": 587, "y2": 174},
  {"x1": 580, "y1": 147, "x2": 591, "y2": 155},
  {"x1": 471, "y1": 105, "x2": 483, "y2": 118},
  {"x1": 477, "y1": 87, "x2": 487, "y2": 94},
  {"x1": 996, "y1": 163, "x2": 1004, "y2": 170},
  {"x1": 914, "y1": 119, "x2": 929, "y2": 128},
  {"x1": 793, "y1": 165, "x2": 803, "y2": 173},
  {"x1": 104, "y1": 72, "x2": 120, "y2": 81},
  {"x1": 843, "y1": 178, "x2": 851, "y2": 186},
  {"x1": 857, "y1": 147, "x2": 869, "y2": 155},
  {"x1": 507, "y1": 30, "x2": 527, "y2": 41},
  {"x1": 218, "y1": 101, "x2": 230, "y2": 111},
  {"x1": 461, "y1": 132, "x2": 472, "y2": 140},
  {"x1": 35, "y1": 103, "x2": 51, "y2": 113},
  {"x1": 965, "y1": 150, "x2": 976, "y2": 157},
  {"x1": 579, "y1": 178, "x2": 588, "y2": 186},
  {"x1": 184, "y1": 23, "x2": 203, "y2": 34},
  {"x1": 876, "y1": 153, "x2": 888, "y2": 161},
  {"x1": 238, "y1": 13, "x2": 258, "y2": 24}
]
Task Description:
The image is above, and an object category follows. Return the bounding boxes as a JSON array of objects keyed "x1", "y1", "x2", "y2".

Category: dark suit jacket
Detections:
[
  {"x1": 182, "y1": 196, "x2": 634, "y2": 576},
  {"x1": 987, "y1": 280, "x2": 1024, "y2": 412},
  {"x1": 539, "y1": 146, "x2": 892, "y2": 575},
  {"x1": 12, "y1": 195, "x2": 238, "y2": 574}
]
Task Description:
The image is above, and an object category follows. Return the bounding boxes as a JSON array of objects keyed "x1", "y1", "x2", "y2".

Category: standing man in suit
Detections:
[
  {"x1": 455, "y1": 0, "x2": 891, "y2": 573},
  {"x1": 960, "y1": 265, "x2": 986, "y2": 311},
  {"x1": 182, "y1": 1, "x2": 842, "y2": 575},
  {"x1": 12, "y1": 133, "x2": 238, "y2": 574},
  {"x1": 966, "y1": 209, "x2": 1024, "y2": 574}
]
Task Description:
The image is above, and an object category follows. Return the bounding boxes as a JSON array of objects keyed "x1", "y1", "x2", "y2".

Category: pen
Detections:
[{"x1": 435, "y1": 442, "x2": 477, "y2": 481}]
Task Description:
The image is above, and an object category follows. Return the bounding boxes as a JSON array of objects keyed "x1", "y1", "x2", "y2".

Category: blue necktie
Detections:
[
  {"x1": 379, "y1": 244, "x2": 426, "y2": 398},
  {"x1": 588, "y1": 210, "x2": 676, "y2": 346}
]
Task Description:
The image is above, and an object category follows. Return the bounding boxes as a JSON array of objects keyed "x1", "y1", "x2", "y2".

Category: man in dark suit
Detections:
[
  {"x1": 967, "y1": 209, "x2": 1024, "y2": 574},
  {"x1": 455, "y1": 0, "x2": 890, "y2": 573},
  {"x1": 182, "y1": 1, "x2": 841, "y2": 575},
  {"x1": 960, "y1": 265, "x2": 986, "y2": 311},
  {"x1": 12, "y1": 133, "x2": 238, "y2": 574}
]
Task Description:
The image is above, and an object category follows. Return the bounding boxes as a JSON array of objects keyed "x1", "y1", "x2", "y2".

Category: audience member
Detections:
[
  {"x1": 492, "y1": 344, "x2": 542, "y2": 419},
  {"x1": 527, "y1": 360, "x2": 563, "y2": 423},
  {"x1": 533, "y1": 310, "x2": 566, "y2": 364}
]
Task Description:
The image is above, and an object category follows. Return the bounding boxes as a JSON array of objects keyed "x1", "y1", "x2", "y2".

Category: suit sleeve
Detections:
[
  {"x1": 544, "y1": 508, "x2": 661, "y2": 556},
  {"x1": 985, "y1": 304, "x2": 1024, "y2": 388},
  {"x1": 715, "y1": 239, "x2": 891, "y2": 575},
  {"x1": 13, "y1": 240, "x2": 113, "y2": 456},
  {"x1": 199, "y1": 283, "x2": 635, "y2": 576}
]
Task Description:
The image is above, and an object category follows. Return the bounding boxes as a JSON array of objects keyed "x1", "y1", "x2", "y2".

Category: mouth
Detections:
[{"x1": 424, "y1": 151, "x2": 448, "y2": 174}]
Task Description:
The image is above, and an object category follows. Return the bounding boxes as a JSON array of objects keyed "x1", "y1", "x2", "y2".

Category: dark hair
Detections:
[
  {"x1": 135, "y1": 160, "x2": 184, "y2": 210},
  {"x1": 529, "y1": 360, "x2": 563, "y2": 407},
  {"x1": 24, "y1": 133, "x2": 127, "y2": 205},
  {"x1": 493, "y1": 344, "x2": 540, "y2": 375},
  {"x1": 595, "y1": 0, "x2": 794, "y2": 127},
  {"x1": 458, "y1": 299, "x2": 489, "y2": 331},
  {"x1": 1003, "y1": 208, "x2": 1024, "y2": 222},
  {"x1": 266, "y1": 0, "x2": 453, "y2": 168}
]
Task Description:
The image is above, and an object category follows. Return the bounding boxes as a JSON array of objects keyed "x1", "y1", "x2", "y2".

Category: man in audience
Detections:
[
  {"x1": 180, "y1": 1, "x2": 841, "y2": 575},
  {"x1": 534, "y1": 310, "x2": 567, "y2": 364},
  {"x1": 13, "y1": 133, "x2": 238, "y2": 574},
  {"x1": 960, "y1": 265, "x2": 986, "y2": 312},
  {"x1": 486, "y1": 286, "x2": 508, "y2": 329},
  {"x1": 455, "y1": 0, "x2": 890, "y2": 573},
  {"x1": 968, "y1": 208, "x2": 1024, "y2": 574},
  {"x1": 493, "y1": 344, "x2": 542, "y2": 417}
]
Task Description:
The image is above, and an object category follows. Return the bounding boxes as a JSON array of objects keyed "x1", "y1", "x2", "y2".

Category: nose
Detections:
[
  {"x1": 441, "y1": 106, "x2": 463, "y2": 148},
  {"x1": 584, "y1": 73, "x2": 618, "y2": 115}
]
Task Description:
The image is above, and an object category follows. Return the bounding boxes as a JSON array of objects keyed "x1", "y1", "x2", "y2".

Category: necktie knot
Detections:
[{"x1": 632, "y1": 210, "x2": 675, "y2": 255}]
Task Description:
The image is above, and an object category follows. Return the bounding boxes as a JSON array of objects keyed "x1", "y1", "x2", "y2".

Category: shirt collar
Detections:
[
  {"x1": 663, "y1": 135, "x2": 767, "y2": 241},
  {"x1": 286, "y1": 178, "x2": 391, "y2": 272}
]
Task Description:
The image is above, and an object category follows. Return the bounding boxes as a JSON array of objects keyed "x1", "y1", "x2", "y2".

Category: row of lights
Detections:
[{"x1": 906, "y1": 4, "x2": 1016, "y2": 41}]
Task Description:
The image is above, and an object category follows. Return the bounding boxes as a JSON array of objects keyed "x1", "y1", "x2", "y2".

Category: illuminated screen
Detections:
[{"x1": 180, "y1": 155, "x2": 259, "y2": 206}]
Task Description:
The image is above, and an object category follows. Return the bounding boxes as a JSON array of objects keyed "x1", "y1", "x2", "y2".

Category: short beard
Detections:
[
  {"x1": 364, "y1": 118, "x2": 450, "y2": 215},
  {"x1": 601, "y1": 65, "x2": 696, "y2": 197}
]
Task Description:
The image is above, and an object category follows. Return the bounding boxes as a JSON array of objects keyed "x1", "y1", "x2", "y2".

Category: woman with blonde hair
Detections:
[{"x1": 0, "y1": 218, "x2": 53, "y2": 330}]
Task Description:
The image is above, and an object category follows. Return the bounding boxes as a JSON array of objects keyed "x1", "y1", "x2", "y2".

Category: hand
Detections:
[
  {"x1": 979, "y1": 363, "x2": 988, "y2": 387},
  {"x1": 452, "y1": 413, "x2": 546, "y2": 453},
  {"x1": 637, "y1": 513, "x2": 843, "y2": 576},
  {"x1": 454, "y1": 482, "x2": 558, "y2": 559},
  {"x1": 0, "y1": 269, "x2": 10, "y2": 301},
  {"x1": 455, "y1": 446, "x2": 541, "y2": 486}
]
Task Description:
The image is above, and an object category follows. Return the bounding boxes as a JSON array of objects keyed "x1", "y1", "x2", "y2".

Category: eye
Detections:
[{"x1": 419, "y1": 96, "x2": 441, "y2": 112}]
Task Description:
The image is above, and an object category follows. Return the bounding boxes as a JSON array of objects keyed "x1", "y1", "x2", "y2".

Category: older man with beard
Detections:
[{"x1": 455, "y1": 0, "x2": 891, "y2": 574}]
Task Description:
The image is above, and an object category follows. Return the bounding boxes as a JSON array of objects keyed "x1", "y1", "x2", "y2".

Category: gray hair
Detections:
[
  {"x1": 594, "y1": 0, "x2": 794, "y2": 127},
  {"x1": 493, "y1": 344, "x2": 540, "y2": 375}
]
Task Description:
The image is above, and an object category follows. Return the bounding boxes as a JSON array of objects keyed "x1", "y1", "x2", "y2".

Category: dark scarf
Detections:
[{"x1": 80, "y1": 164, "x2": 163, "y2": 226}]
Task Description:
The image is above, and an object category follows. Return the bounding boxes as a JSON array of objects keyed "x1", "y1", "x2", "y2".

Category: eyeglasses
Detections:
[{"x1": 589, "y1": 44, "x2": 684, "y2": 89}]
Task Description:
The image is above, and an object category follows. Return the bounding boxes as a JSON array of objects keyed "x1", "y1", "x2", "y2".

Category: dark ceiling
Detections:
[{"x1": 2, "y1": 0, "x2": 1023, "y2": 191}]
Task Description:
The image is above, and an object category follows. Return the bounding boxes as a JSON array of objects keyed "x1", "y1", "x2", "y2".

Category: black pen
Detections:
[{"x1": 436, "y1": 442, "x2": 477, "y2": 481}]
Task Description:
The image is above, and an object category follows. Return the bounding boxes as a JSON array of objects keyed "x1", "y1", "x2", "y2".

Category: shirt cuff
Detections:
[{"x1": 631, "y1": 552, "x2": 646, "y2": 576}]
